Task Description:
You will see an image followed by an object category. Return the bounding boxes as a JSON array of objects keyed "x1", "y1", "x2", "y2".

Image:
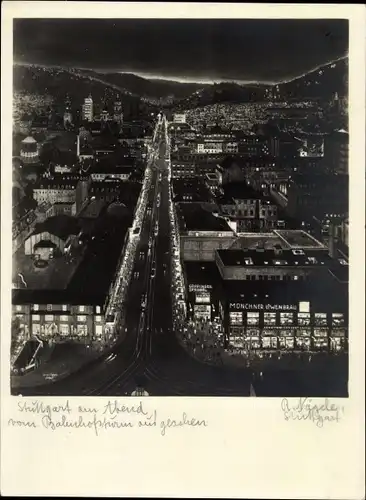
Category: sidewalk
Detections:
[
  {"x1": 174, "y1": 316, "x2": 226, "y2": 367},
  {"x1": 173, "y1": 314, "x2": 346, "y2": 372}
]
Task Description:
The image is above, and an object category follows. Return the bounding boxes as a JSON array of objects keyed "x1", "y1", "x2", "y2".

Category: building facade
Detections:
[
  {"x1": 12, "y1": 301, "x2": 108, "y2": 344},
  {"x1": 82, "y1": 95, "x2": 94, "y2": 122},
  {"x1": 224, "y1": 297, "x2": 347, "y2": 353},
  {"x1": 173, "y1": 113, "x2": 187, "y2": 124},
  {"x1": 20, "y1": 136, "x2": 39, "y2": 164}
]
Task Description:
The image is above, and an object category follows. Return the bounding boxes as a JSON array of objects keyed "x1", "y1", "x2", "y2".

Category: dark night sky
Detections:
[{"x1": 13, "y1": 18, "x2": 348, "y2": 83}]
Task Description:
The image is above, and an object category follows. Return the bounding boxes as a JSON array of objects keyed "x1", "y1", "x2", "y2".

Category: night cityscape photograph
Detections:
[{"x1": 10, "y1": 17, "x2": 349, "y2": 397}]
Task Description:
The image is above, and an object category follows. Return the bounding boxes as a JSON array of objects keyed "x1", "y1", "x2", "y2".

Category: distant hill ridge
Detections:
[{"x1": 14, "y1": 56, "x2": 348, "y2": 108}]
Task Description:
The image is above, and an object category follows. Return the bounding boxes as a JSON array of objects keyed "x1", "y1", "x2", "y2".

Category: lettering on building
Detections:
[
  {"x1": 229, "y1": 303, "x2": 298, "y2": 311},
  {"x1": 189, "y1": 284, "x2": 213, "y2": 292}
]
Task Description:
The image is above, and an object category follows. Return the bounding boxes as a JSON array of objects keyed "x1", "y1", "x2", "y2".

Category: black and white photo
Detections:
[{"x1": 10, "y1": 16, "x2": 350, "y2": 397}]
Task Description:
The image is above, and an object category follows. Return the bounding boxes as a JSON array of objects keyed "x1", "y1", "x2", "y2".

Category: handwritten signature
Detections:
[{"x1": 281, "y1": 398, "x2": 344, "y2": 427}]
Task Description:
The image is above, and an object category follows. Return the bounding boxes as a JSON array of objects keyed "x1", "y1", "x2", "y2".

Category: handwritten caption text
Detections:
[{"x1": 8, "y1": 400, "x2": 208, "y2": 437}]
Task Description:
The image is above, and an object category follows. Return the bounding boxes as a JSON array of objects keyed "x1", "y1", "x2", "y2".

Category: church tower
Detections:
[
  {"x1": 63, "y1": 94, "x2": 73, "y2": 129},
  {"x1": 114, "y1": 96, "x2": 123, "y2": 125}
]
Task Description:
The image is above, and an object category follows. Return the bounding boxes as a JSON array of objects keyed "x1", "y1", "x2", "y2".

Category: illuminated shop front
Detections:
[
  {"x1": 224, "y1": 298, "x2": 348, "y2": 353},
  {"x1": 262, "y1": 330, "x2": 278, "y2": 350},
  {"x1": 244, "y1": 329, "x2": 261, "y2": 350},
  {"x1": 187, "y1": 283, "x2": 215, "y2": 322},
  {"x1": 330, "y1": 328, "x2": 346, "y2": 351},
  {"x1": 12, "y1": 298, "x2": 107, "y2": 345},
  {"x1": 295, "y1": 328, "x2": 311, "y2": 350},
  {"x1": 194, "y1": 304, "x2": 212, "y2": 321}
]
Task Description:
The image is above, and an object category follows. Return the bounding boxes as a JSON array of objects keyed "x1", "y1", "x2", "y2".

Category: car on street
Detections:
[{"x1": 141, "y1": 294, "x2": 147, "y2": 309}]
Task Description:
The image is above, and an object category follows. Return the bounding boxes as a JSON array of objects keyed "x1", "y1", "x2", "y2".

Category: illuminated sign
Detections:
[
  {"x1": 299, "y1": 301, "x2": 310, "y2": 313},
  {"x1": 229, "y1": 303, "x2": 297, "y2": 311},
  {"x1": 195, "y1": 292, "x2": 210, "y2": 304},
  {"x1": 54, "y1": 166, "x2": 73, "y2": 174},
  {"x1": 194, "y1": 305, "x2": 211, "y2": 312},
  {"x1": 189, "y1": 284, "x2": 212, "y2": 292}
]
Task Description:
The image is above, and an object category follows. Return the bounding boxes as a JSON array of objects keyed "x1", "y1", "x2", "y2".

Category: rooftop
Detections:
[
  {"x1": 12, "y1": 288, "x2": 107, "y2": 307},
  {"x1": 89, "y1": 181, "x2": 141, "y2": 207},
  {"x1": 89, "y1": 164, "x2": 134, "y2": 175},
  {"x1": 274, "y1": 230, "x2": 325, "y2": 249},
  {"x1": 78, "y1": 199, "x2": 106, "y2": 219},
  {"x1": 172, "y1": 178, "x2": 213, "y2": 203},
  {"x1": 22, "y1": 136, "x2": 37, "y2": 144},
  {"x1": 289, "y1": 172, "x2": 349, "y2": 186},
  {"x1": 176, "y1": 202, "x2": 233, "y2": 233},
  {"x1": 79, "y1": 145, "x2": 94, "y2": 156},
  {"x1": 13, "y1": 246, "x2": 81, "y2": 291},
  {"x1": 31, "y1": 215, "x2": 81, "y2": 241},
  {"x1": 13, "y1": 212, "x2": 130, "y2": 304},
  {"x1": 34, "y1": 179, "x2": 79, "y2": 190},
  {"x1": 91, "y1": 135, "x2": 118, "y2": 151},
  {"x1": 216, "y1": 248, "x2": 333, "y2": 268},
  {"x1": 184, "y1": 261, "x2": 222, "y2": 288},
  {"x1": 225, "y1": 182, "x2": 264, "y2": 199}
]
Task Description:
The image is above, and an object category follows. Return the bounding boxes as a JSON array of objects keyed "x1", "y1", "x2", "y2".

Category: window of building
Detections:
[
  {"x1": 76, "y1": 324, "x2": 88, "y2": 336},
  {"x1": 280, "y1": 313, "x2": 294, "y2": 325},
  {"x1": 314, "y1": 328, "x2": 328, "y2": 337},
  {"x1": 297, "y1": 327, "x2": 311, "y2": 337},
  {"x1": 46, "y1": 304, "x2": 52, "y2": 311},
  {"x1": 314, "y1": 313, "x2": 327, "y2": 326},
  {"x1": 95, "y1": 324, "x2": 103, "y2": 336},
  {"x1": 332, "y1": 313, "x2": 344, "y2": 326},
  {"x1": 298, "y1": 313, "x2": 310, "y2": 326},
  {"x1": 59, "y1": 315, "x2": 68, "y2": 322},
  {"x1": 262, "y1": 337, "x2": 271, "y2": 349},
  {"x1": 278, "y1": 337, "x2": 287, "y2": 348},
  {"x1": 45, "y1": 315, "x2": 54, "y2": 322},
  {"x1": 16, "y1": 305, "x2": 22, "y2": 312},
  {"x1": 77, "y1": 315, "x2": 87, "y2": 322},
  {"x1": 59, "y1": 324, "x2": 70, "y2": 336},
  {"x1": 79, "y1": 305, "x2": 85, "y2": 313},
  {"x1": 32, "y1": 314, "x2": 40, "y2": 321},
  {"x1": 247, "y1": 312, "x2": 260, "y2": 326},
  {"x1": 296, "y1": 337, "x2": 311, "y2": 349},
  {"x1": 96, "y1": 306, "x2": 101, "y2": 314},
  {"x1": 33, "y1": 304, "x2": 39, "y2": 311},
  {"x1": 262, "y1": 328, "x2": 276, "y2": 336},
  {"x1": 32, "y1": 324, "x2": 40, "y2": 335},
  {"x1": 62, "y1": 305, "x2": 67, "y2": 311},
  {"x1": 264, "y1": 313, "x2": 276, "y2": 325},
  {"x1": 331, "y1": 328, "x2": 346, "y2": 338},
  {"x1": 285, "y1": 337, "x2": 295, "y2": 349},
  {"x1": 229, "y1": 312, "x2": 243, "y2": 325}
]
